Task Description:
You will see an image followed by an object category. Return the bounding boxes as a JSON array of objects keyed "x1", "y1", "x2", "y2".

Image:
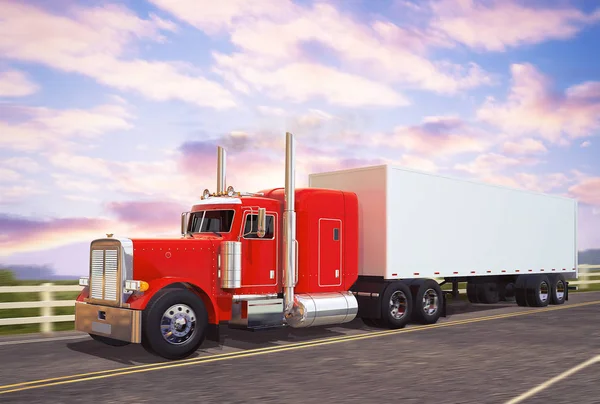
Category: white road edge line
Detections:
[
  {"x1": 505, "y1": 354, "x2": 600, "y2": 404},
  {"x1": 0, "y1": 335, "x2": 90, "y2": 346}
]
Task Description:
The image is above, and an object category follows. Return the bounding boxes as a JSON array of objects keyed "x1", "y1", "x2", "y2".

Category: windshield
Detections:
[{"x1": 189, "y1": 210, "x2": 235, "y2": 233}]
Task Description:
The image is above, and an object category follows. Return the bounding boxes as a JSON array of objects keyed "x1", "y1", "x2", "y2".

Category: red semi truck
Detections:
[{"x1": 75, "y1": 132, "x2": 578, "y2": 359}]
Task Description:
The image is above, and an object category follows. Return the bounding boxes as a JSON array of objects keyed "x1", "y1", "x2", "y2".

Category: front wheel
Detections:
[{"x1": 141, "y1": 288, "x2": 208, "y2": 360}]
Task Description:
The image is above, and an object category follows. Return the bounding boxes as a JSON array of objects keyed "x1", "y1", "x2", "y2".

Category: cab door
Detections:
[
  {"x1": 239, "y1": 210, "x2": 278, "y2": 288},
  {"x1": 318, "y1": 218, "x2": 342, "y2": 286}
]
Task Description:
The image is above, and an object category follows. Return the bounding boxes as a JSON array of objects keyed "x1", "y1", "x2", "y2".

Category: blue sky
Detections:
[{"x1": 1, "y1": 0, "x2": 600, "y2": 276}]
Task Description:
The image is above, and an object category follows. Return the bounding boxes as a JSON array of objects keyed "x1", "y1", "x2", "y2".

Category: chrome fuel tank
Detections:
[{"x1": 285, "y1": 291, "x2": 358, "y2": 328}]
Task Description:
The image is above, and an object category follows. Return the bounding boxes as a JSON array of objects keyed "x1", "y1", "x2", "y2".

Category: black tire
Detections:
[
  {"x1": 467, "y1": 281, "x2": 479, "y2": 303},
  {"x1": 90, "y1": 334, "x2": 130, "y2": 346},
  {"x1": 499, "y1": 282, "x2": 515, "y2": 302},
  {"x1": 141, "y1": 288, "x2": 208, "y2": 360},
  {"x1": 515, "y1": 275, "x2": 528, "y2": 307},
  {"x1": 379, "y1": 282, "x2": 412, "y2": 329},
  {"x1": 549, "y1": 274, "x2": 566, "y2": 305},
  {"x1": 476, "y1": 281, "x2": 500, "y2": 304},
  {"x1": 410, "y1": 279, "x2": 444, "y2": 325},
  {"x1": 525, "y1": 275, "x2": 551, "y2": 307}
]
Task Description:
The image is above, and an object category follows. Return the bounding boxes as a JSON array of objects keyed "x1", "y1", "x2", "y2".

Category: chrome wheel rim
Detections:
[
  {"x1": 389, "y1": 291, "x2": 408, "y2": 320},
  {"x1": 555, "y1": 280, "x2": 565, "y2": 300},
  {"x1": 422, "y1": 288, "x2": 438, "y2": 315},
  {"x1": 539, "y1": 281, "x2": 549, "y2": 302},
  {"x1": 161, "y1": 304, "x2": 196, "y2": 345}
]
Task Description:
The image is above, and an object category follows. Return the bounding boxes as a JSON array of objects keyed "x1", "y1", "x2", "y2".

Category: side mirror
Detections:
[
  {"x1": 257, "y1": 208, "x2": 266, "y2": 238},
  {"x1": 181, "y1": 212, "x2": 191, "y2": 236}
]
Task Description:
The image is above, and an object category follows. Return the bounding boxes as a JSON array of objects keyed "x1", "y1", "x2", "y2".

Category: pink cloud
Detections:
[
  {"x1": 106, "y1": 200, "x2": 188, "y2": 232},
  {"x1": 454, "y1": 152, "x2": 538, "y2": 176},
  {"x1": 0, "y1": 2, "x2": 236, "y2": 109},
  {"x1": 148, "y1": 0, "x2": 285, "y2": 35},
  {"x1": 153, "y1": 0, "x2": 492, "y2": 99},
  {"x1": 0, "y1": 69, "x2": 38, "y2": 97},
  {"x1": 376, "y1": 116, "x2": 492, "y2": 157},
  {"x1": 0, "y1": 214, "x2": 111, "y2": 256},
  {"x1": 502, "y1": 138, "x2": 548, "y2": 155},
  {"x1": 212, "y1": 53, "x2": 409, "y2": 107},
  {"x1": 0, "y1": 185, "x2": 45, "y2": 206},
  {"x1": 0, "y1": 102, "x2": 133, "y2": 152},
  {"x1": 429, "y1": 0, "x2": 600, "y2": 51},
  {"x1": 569, "y1": 177, "x2": 600, "y2": 206},
  {"x1": 469, "y1": 172, "x2": 570, "y2": 194},
  {"x1": 477, "y1": 63, "x2": 600, "y2": 143}
]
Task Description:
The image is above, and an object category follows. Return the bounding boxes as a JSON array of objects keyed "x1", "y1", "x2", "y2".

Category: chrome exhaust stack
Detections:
[
  {"x1": 282, "y1": 132, "x2": 358, "y2": 328},
  {"x1": 283, "y1": 132, "x2": 297, "y2": 316},
  {"x1": 217, "y1": 146, "x2": 226, "y2": 195}
]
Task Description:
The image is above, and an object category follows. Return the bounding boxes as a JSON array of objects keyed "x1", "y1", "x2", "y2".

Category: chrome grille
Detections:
[
  {"x1": 90, "y1": 247, "x2": 120, "y2": 302},
  {"x1": 104, "y1": 250, "x2": 118, "y2": 301}
]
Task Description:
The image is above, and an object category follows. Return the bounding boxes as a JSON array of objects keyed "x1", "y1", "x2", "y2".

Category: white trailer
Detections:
[{"x1": 309, "y1": 164, "x2": 578, "y2": 328}]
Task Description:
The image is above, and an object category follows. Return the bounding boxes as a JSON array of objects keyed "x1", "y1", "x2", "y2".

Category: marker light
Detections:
[
  {"x1": 124, "y1": 280, "x2": 150, "y2": 292},
  {"x1": 227, "y1": 185, "x2": 235, "y2": 197},
  {"x1": 202, "y1": 189, "x2": 211, "y2": 199}
]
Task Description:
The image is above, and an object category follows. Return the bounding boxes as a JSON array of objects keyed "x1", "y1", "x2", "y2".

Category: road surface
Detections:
[{"x1": 1, "y1": 292, "x2": 599, "y2": 403}]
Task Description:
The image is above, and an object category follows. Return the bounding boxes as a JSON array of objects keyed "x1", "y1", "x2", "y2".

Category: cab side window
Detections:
[{"x1": 243, "y1": 214, "x2": 275, "y2": 239}]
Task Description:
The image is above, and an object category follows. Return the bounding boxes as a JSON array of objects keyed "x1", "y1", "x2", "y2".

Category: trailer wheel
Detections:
[
  {"x1": 549, "y1": 274, "x2": 566, "y2": 305},
  {"x1": 466, "y1": 281, "x2": 479, "y2": 303},
  {"x1": 89, "y1": 334, "x2": 130, "y2": 346},
  {"x1": 499, "y1": 282, "x2": 515, "y2": 302},
  {"x1": 525, "y1": 275, "x2": 551, "y2": 307},
  {"x1": 515, "y1": 275, "x2": 528, "y2": 307},
  {"x1": 476, "y1": 282, "x2": 500, "y2": 304},
  {"x1": 410, "y1": 279, "x2": 443, "y2": 325},
  {"x1": 141, "y1": 288, "x2": 208, "y2": 360},
  {"x1": 380, "y1": 282, "x2": 412, "y2": 329}
]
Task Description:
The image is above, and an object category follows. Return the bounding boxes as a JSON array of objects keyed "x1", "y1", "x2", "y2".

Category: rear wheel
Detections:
[
  {"x1": 515, "y1": 275, "x2": 528, "y2": 307},
  {"x1": 525, "y1": 275, "x2": 551, "y2": 307},
  {"x1": 549, "y1": 274, "x2": 566, "y2": 305},
  {"x1": 410, "y1": 279, "x2": 443, "y2": 325},
  {"x1": 380, "y1": 282, "x2": 412, "y2": 329},
  {"x1": 467, "y1": 281, "x2": 480, "y2": 303},
  {"x1": 141, "y1": 288, "x2": 208, "y2": 360},
  {"x1": 476, "y1": 281, "x2": 500, "y2": 304}
]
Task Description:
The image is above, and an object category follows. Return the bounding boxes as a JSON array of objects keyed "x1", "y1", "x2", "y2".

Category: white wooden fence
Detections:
[
  {"x1": 1, "y1": 265, "x2": 600, "y2": 334},
  {"x1": 0, "y1": 283, "x2": 82, "y2": 333}
]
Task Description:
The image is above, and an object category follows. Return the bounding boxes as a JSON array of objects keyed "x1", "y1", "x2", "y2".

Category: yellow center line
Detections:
[{"x1": 1, "y1": 299, "x2": 598, "y2": 395}]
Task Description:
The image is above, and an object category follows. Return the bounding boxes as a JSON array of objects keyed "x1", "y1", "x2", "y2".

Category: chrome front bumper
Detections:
[{"x1": 75, "y1": 301, "x2": 142, "y2": 343}]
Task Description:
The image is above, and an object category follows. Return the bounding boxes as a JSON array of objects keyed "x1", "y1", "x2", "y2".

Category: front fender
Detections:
[
  {"x1": 76, "y1": 286, "x2": 89, "y2": 302},
  {"x1": 126, "y1": 277, "x2": 219, "y2": 324}
]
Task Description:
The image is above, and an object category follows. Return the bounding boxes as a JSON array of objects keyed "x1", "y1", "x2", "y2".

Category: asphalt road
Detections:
[{"x1": 1, "y1": 292, "x2": 599, "y2": 404}]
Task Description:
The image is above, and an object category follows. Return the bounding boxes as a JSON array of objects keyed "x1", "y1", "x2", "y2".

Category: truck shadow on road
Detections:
[{"x1": 65, "y1": 299, "x2": 516, "y2": 365}]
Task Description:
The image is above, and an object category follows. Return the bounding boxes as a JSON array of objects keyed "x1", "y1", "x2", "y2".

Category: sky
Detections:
[{"x1": 1, "y1": 0, "x2": 600, "y2": 277}]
